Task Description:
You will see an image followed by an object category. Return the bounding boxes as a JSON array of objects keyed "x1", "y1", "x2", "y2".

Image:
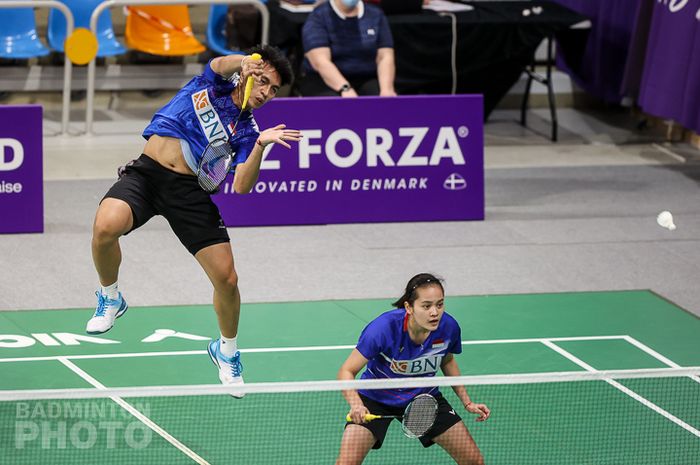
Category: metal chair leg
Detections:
[
  {"x1": 521, "y1": 68, "x2": 534, "y2": 127},
  {"x1": 545, "y1": 36, "x2": 558, "y2": 142}
]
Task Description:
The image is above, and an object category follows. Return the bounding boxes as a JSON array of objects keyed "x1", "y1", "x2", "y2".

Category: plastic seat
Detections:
[
  {"x1": 207, "y1": 5, "x2": 243, "y2": 56},
  {"x1": 0, "y1": 8, "x2": 50, "y2": 59},
  {"x1": 48, "y1": 0, "x2": 126, "y2": 57},
  {"x1": 125, "y1": 5, "x2": 206, "y2": 56}
]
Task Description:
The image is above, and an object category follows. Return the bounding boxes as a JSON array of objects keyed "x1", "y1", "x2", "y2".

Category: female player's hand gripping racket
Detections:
[{"x1": 346, "y1": 393, "x2": 439, "y2": 439}]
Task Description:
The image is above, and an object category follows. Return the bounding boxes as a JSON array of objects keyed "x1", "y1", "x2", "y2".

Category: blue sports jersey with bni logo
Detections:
[
  {"x1": 356, "y1": 309, "x2": 462, "y2": 408},
  {"x1": 142, "y1": 61, "x2": 259, "y2": 173}
]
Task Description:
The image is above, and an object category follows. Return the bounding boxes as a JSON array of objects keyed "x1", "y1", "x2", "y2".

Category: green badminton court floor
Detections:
[{"x1": 1, "y1": 290, "x2": 699, "y2": 464}]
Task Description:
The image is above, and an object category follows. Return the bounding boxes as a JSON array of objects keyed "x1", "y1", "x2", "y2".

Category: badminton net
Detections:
[{"x1": 1, "y1": 367, "x2": 699, "y2": 465}]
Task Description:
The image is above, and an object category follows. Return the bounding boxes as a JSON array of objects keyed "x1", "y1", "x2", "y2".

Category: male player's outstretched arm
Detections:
[{"x1": 233, "y1": 124, "x2": 303, "y2": 194}]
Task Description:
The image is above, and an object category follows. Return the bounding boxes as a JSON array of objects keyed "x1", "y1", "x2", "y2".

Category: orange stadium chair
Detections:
[{"x1": 125, "y1": 5, "x2": 205, "y2": 56}]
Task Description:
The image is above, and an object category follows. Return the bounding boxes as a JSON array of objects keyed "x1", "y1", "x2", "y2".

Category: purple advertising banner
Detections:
[
  {"x1": 0, "y1": 105, "x2": 43, "y2": 233},
  {"x1": 638, "y1": 0, "x2": 700, "y2": 134},
  {"x1": 213, "y1": 95, "x2": 483, "y2": 226}
]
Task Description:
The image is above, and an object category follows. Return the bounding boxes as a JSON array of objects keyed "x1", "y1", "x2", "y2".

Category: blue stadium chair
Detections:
[
  {"x1": 206, "y1": 5, "x2": 244, "y2": 56},
  {"x1": 206, "y1": 1, "x2": 270, "y2": 56},
  {"x1": 0, "y1": 8, "x2": 50, "y2": 59},
  {"x1": 48, "y1": 0, "x2": 126, "y2": 57}
]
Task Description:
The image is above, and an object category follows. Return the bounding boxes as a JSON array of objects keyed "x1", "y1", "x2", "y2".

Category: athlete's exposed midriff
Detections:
[{"x1": 143, "y1": 135, "x2": 194, "y2": 176}]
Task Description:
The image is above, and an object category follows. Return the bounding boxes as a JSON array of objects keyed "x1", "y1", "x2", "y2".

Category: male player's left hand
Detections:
[
  {"x1": 258, "y1": 124, "x2": 303, "y2": 149},
  {"x1": 466, "y1": 402, "x2": 490, "y2": 422}
]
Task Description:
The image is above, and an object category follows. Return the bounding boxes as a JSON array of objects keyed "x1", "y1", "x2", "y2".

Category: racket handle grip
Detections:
[
  {"x1": 346, "y1": 414, "x2": 381, "y2": 422},
  {"x1": 242, "y1": 54, "x2": 262, "y2": 110}
]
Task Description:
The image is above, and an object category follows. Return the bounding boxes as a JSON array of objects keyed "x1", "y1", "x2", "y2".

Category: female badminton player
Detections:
[{"x1": 336, "y1": 273, "x2": 490, "y2": 465}]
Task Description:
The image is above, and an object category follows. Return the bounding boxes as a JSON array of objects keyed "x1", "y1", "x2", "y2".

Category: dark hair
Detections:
[
  {"x1": 391, "y1": 273, "x2": 445, "y2": 308},
  {"x1": 245, "y1": 44, "x2": 294, "y2": 87}
]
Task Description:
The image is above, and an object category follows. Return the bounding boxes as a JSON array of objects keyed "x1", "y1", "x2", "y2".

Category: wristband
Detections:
[
  {"x1": 338, "y1": 83, "x2": 352, "y2": 95},
  {"x1": 257, "y1": 139, "x2": 263, "y2": 147}
]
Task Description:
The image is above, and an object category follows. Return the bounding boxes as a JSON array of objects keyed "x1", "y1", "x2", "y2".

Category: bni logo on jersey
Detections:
[
  {"x1": 443, "y1": 173, "x2": 467, "y2": 191},
  {"x1": 389, "y1": 355, "x2": 442, "y2": 375},
  {"x1": 191, "y1": 89, "x2": 225, "y2": 142}
]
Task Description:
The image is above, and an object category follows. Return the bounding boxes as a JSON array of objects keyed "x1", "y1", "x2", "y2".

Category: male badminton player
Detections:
[
  {"x1": 336, "y1": 273, "x2": 490, "y2": 464},
  {"x1": 85, "y1": 45, "x2": 302, "y2": 394}
]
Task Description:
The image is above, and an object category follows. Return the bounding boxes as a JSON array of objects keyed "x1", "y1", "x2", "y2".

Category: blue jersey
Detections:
[
  {"x1": 356, "y1": 309, "x2": 462, "y2": 408},
  {"x1": 142, "y1": 61, "x2": 259, "y2": 173}
]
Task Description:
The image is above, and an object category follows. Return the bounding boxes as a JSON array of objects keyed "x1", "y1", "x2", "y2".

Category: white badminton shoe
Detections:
[
  {"x1": 86, "y1": 291, "x2": 128, "y2": 334},
  {"x1": 208, "y1": 339, "x2": 245, "y2": 398}
]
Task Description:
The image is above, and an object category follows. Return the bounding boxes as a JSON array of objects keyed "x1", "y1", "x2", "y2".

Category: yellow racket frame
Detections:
[{"x1": 242, "y1": 53, "x2": 261, "y2": 110}]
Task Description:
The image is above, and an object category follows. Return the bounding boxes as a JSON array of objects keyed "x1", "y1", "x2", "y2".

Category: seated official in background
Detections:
[{"x1": 300, "y1": 0, "x2": 396, "y2": 97}]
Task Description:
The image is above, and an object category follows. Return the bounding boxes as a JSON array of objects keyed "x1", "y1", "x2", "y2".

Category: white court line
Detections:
[
  {"x1": 541, "y1": 340, "x2": 700, "y2": 439},
  {"x1": 623, "y1": 336, "x2": 700, "y2": 386},
  {"x1": 57, "y1": 357, "x2": 211, "y2": 465},
  {"x1": 460, "y1": 335, "x2": 629, "y2": 345},
  {"x1": 0, "y1": 335, "x2": 630, "y2": 363},
  {"x1": 651, "y1": 143, "x2": 687, "y2": 163}
]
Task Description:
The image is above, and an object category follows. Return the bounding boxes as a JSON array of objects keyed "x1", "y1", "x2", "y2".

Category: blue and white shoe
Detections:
[
  {"x1": 207, "y1": 339, "x2": 245, "y2": 398},
  {"x1": 86, "y1": 291, "x2": 128, "y2": 334}
]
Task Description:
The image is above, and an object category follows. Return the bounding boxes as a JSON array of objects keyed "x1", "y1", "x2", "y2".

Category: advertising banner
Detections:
[
  {"x1": 0, "y1": 105, "x2": 43, "y2": 234},
  {"x1": 638, "y1": 0, "x2": 700, "y2": 133},
  {"x1": 213, "y1": 95, "x2": 483, "y2": 226}
]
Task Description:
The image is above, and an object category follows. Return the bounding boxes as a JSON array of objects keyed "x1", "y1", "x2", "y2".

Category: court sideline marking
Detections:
[
  {"x1": 0, "y1": 335, "x2": 633, "y2": 363},
  {"x1": 57, "y1": 357, "x2": 212, "y2": 465},
  {"x1": 541, "y1": 341, "x2": 700, "y2": 438}
]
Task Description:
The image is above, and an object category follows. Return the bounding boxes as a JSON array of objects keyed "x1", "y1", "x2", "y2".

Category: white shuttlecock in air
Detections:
[{"x1": 657, "y1": 211, "x2": 676, "y2": 230}]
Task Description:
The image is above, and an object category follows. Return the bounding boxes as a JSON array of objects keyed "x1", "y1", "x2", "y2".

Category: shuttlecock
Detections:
[{"x1": 657, "y1": 211, "x2": 676, "y2": 230}]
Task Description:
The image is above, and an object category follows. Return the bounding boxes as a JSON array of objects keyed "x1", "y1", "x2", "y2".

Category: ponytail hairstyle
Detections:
[{"x1": 391, "y1": 273, "x2": 445, "y2": 309}]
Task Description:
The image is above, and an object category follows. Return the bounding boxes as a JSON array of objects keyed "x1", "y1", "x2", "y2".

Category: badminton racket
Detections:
[
  {"x1": 345, "y1": 393, "x2": 438, "y2": 438},
  {"x1": 196, "y1": 138, "x2": 233, "y2": 193},
  {"x1": 196, "y1": 53, "x2": 261, "y2": 193}
]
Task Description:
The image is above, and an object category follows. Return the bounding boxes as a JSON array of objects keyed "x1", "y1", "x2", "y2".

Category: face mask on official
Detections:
[{"x1": 340, "y1": 0, "x2": 360, "y2": 8}]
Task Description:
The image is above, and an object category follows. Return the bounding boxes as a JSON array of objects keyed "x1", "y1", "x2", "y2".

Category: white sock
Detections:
[
  {"x1": 101, "y1": 282, "x2": 119, "y2": 300},
  {"x1": 219, "y1": 334, "x2": 238, "y2": 357}
]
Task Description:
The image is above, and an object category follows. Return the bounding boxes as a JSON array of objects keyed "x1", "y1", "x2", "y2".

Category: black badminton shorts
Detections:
[
  {"x1": 347, "y1": 393, "x2": 462, "y2": 449},
  {"x1": 103, "y1": 154, "x2": 230, "y2": 255}
]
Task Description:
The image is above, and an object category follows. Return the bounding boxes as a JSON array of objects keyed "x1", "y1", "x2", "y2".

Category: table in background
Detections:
[{"x1": 268, "y1": 1, "x2": 588, "y2": 120}]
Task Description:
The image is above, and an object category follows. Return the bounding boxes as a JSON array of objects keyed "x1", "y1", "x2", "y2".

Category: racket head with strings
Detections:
[
  {"x1": 400, "y1": 393, "x2": 438, "y2": 438},
  {"x1": 197, "y1": 138, "x2": 234, "y2": 193}
]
